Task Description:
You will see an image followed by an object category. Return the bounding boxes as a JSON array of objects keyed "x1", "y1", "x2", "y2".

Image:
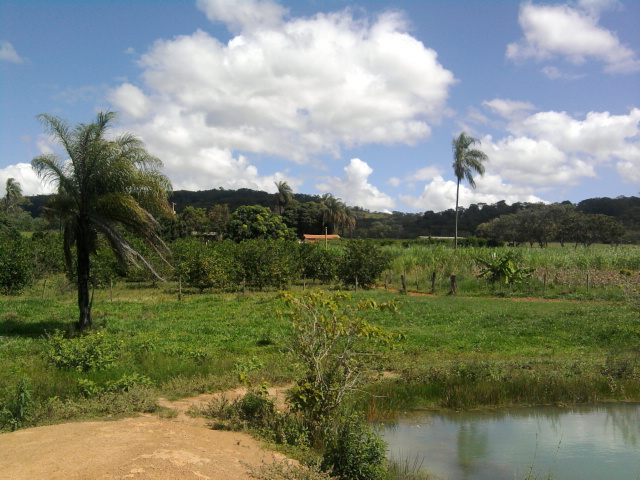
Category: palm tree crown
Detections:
[
  {"x1": 273, "y1": 180, "x2": 293, "y2": 215},
  {"x1": 32, "y1": 111, "x2": 173, "y2": 329},
  {"x1": 3, "y1": 178, "x2": 24, "y2": 214},
  {"x1": 452, "y1": 132, "x2": 488, "y2": 249}
]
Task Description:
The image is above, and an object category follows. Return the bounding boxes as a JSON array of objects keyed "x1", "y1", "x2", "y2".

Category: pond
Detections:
[{"x1": 379, "y1": 403, "x2": 640, "y2": 480}]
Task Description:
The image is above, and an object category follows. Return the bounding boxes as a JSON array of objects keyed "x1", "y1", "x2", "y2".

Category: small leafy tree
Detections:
[
  {"x1": 299, "y1": 242, "x2": 340, "y2": 284},
  {"x1": 338, "y1": 240, "x2": 391, "y2": 288},
  {"x1": 0, "y1": 231, "x2": 33, "y2": 295},
  {"x1": 235, "y1": 239, "x2": 299, "y2": 290},
  {"x1": 278, "y1": 291, "x2": 397, "y2": 434},
  {"x1": 173, "y1": 238, "x2": 234, "y2": 293}
]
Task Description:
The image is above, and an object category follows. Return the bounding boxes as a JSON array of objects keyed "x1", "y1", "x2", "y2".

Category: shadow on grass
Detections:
[{"x1": 0, "y1": 319, "x2": 70, "y2": 337}]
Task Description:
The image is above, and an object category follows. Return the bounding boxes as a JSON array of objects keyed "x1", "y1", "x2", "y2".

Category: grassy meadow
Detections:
[{"x1": 1, "y1": 244, "x2": 639, "y2": 433}]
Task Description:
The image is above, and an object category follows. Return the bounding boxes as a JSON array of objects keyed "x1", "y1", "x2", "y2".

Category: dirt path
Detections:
[{"x1": 0, "y1": 386, "x2": 291, "y2": 480}]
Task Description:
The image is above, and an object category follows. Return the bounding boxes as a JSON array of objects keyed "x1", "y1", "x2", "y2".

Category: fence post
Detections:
[
  {"x1": 401, "y1": 273, "x2": 407, "y2": 294},
  {"x1": 431, "y1": 271, "x2": 436, "y2": 294}
]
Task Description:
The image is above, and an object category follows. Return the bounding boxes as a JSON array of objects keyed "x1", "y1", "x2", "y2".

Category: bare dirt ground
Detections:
[{"x1": 0, "y1": 386, "x2": 291, "y2": 480}]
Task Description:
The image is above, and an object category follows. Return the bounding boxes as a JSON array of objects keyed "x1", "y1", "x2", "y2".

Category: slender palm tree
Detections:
[
  {"x1": 452, "y1": 132, "x2": 488, "y2": 249},
  {"x1": 342, "y1": 206, "x2": 356, "y2": 237},
  {"x1": 320, "y1": 193, "x2": 346, "y2": 234},
  {"x1": 273, "y1": 180, "x2": 293, "y2": 216},
  {"x1": 32, "y1": 111, "x2": 173, "y2": 330},
  {"x1": 3, "y1": 178, "x2": 24, "y2": 213}
]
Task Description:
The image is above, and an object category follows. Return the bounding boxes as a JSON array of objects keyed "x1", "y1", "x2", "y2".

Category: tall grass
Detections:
[{"x1": 383, "y1": 244, "x2": 639, "y2": 299}]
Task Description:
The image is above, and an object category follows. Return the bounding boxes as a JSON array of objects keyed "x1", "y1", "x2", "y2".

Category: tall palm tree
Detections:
[
  {"x1": 320, "y1": 193, "x2": 346, "y2": 234},
  {"x1": 32, "y1": 111, "x2": 173, "y2": 330},
  {"x1": 3, "y1": 178, "x2": 24, "y2": 213},
  {"x1": 342, "y1": 206, "x2": 356, "y2": 237},
  {"x1": 273, "y1": 180, "x2": 293, "y2": 216},
  {"x1": 452, "y1": 132, "x2": 488, "y2": 249}
]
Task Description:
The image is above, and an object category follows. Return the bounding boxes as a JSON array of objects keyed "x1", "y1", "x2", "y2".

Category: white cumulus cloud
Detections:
[
  {"x1": 479, "y1": 103, "x2": 640, "y2": 187},
  {"x1": 400, "y1": 174, "x2": 544, "y2": 212},
  {"x1": 0, "y1": 163, "x2": 55, "y2": 196},
  {"x1": 109, "y1": 1, "x2": 455, "y2": 192},
  {"x1": 507, "y1": 1, "x2": 640, "y2": 73},
  {"x1": 316, "y1": 158, "x2": 395, "y2": 211}
]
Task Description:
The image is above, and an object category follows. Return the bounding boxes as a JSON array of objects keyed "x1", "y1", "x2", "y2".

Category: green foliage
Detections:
[
  {"x1": 173, "y1": 238, "x2": 235, "y2": 292},
  {"x1": 228, "y1": 205, "x2": 294, "y2": 242},
  {"x1": 0, "y1": 232, "x2": 33, "y2": 295},
  {"x1": 476, "y1": 252, "x2": 534, "y2": 286},
  {"x1": 279, "y1": 290, "x2": 397, "y2": 430},
  {"x1": 45, "y1": 330, "x2": 122, "y2": 371},
  {"x1": 0, "y1": 379, "x2": 34, "y2": 431},
  {"x1": 248, "y1": 460, "x2": 336, "y2": 480},
  {"x1": 30, "y1": 231, "x2": 65, "y2": 278},
  {"x1": 321, "y1": 413, "x2": 387, "y2": 480},
  {"x1": 235, "y1": 239, "x2": 300, "y2": 290},
  {"x1": 338, "y1": 239, "x2": 391, "y2": 288},
  {"x1": 299, "y1": 242, "x2": 340, "y2": 283},
  {"x1": 79, "y1": 373, "x2": 154, "y2": 397}
]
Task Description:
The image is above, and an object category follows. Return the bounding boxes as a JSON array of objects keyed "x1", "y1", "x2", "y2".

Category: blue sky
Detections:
[{"x1": 1, "y1": 0, "x2": 639, "y2": 212}]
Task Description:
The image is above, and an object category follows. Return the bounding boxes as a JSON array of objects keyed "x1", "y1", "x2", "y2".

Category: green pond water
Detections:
[{"x1": 379, "y1": 403, "x2": 640, "y2": 480}]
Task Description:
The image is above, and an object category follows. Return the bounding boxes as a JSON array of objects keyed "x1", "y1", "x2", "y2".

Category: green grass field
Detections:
[{"x1": 1, "y1": 276, "x2": 638, "y2": 431}]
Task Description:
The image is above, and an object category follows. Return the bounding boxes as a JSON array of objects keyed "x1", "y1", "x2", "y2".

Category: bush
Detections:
[
  {"x1": 299, "y1": 242, "x2": 340, "y2": 284},
  {"x1": 279, "y1": 291, "x2": 397, "y2": 436},
  {"x1": 0, "y1": 233, "x2": 33, "y2": 295},
  {"x1": 235, "y1": 239, "x2": 300, "y2": 290},
  {"x1": 321, "y1": 413, "x2": 386, "y2": 480},
  {"x1": 173, "y1": 238, "x2": 235, "y2": 292},
  {"x1": 45, "y1": 330, "x2": 122, "y2": 371},
  {"x1": 249, "y1": 460, "x2": 336, "y2": 480},
  {"x1": 338, "y1": 240, "x2": 391, "y2": 288}
]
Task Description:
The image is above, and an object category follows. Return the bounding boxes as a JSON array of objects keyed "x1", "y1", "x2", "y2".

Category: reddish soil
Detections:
[{"x1": 0, "y1": 386, "x2": 291, "y2": 480}]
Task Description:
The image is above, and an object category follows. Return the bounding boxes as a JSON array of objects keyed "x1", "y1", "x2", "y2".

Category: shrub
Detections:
[
  {"x1": 321, "y1": 413, "x2": 386, "y2": 480},
  {"x1": 235, "y1": 239, "x2": 300, "y2": 290},
  {"x1": 45, "y1": 330, "x2": 122, "y2": 371},
  {"x1": 299, "y1": 242, "x2": 340, "y2": 284},
  {"x1": 248, "y1": 460, "x2": 336, "y2": 480},
  {"x1": 338, "y1": 240, "x2": 391, "y2": 288},
  {"x1": 173, "y1": 238, "x2": 235, "y2": 292},
  {"x1": 279, "y1": 290, "x2": 397, "y2": 437},
  {"x1": 0, "y1": 233, "x2": 33, "y2": 295}
]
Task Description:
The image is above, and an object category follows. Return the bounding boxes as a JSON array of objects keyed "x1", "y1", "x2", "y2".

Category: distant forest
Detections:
[{"x1": 25, "y1": 188, "x2": 640, "y2": 242}]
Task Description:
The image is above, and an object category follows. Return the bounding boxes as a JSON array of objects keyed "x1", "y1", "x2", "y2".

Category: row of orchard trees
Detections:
[
  {"x1": 476, "y1": 203, "x2": 627, "y2": 247},
  {"x1": 172, "y1": 238, "x2": 389, "y2": 293},
  {"x1": 0, "y1": 229, "x2": 391, "y2": 297}
]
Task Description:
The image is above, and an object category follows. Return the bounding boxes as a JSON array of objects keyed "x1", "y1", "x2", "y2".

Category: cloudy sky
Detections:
[{"x1": 1, "y1": 0, "x2": 639, "y2": 212}]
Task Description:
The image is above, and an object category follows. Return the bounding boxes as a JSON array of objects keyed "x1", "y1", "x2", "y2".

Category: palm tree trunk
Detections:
[
  {"x1": 454, "y1": 180, "x2": 460, "y2": 250},
  {"x1": 76, "y1": 220, "x2": 92, "y2": 330}
]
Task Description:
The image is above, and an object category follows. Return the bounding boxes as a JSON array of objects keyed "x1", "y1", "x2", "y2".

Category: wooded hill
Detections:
[{"x1": 25, "y1": 189, "x2": 639, "y2": 241}]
